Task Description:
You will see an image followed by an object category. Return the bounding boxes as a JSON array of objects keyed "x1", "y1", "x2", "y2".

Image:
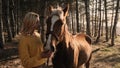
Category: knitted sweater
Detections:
[{"x1": 18, "y1": 35, "x2": 47, "y2": 68}]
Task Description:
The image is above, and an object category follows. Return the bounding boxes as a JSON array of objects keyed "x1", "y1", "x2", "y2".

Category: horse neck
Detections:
[{"x1": 62, "y1": 24, "x2": 72, "y2": 47}]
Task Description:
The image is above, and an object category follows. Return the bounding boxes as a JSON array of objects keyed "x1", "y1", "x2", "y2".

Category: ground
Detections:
[
  {"x1": 91, "y1": 43, "x2": 120, "y2": 68},
  {"x1": 0, "y1": 36, "x2": 120, "y2": 68}
]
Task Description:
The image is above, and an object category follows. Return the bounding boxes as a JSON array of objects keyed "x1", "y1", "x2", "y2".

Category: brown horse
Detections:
[{"x1": 44, "y1": 4, "x2": 92, "y2": 68}]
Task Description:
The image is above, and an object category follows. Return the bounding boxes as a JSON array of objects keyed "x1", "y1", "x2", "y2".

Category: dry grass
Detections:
[{"x1": 91, "y1": 36, "x2": 120, "y2": 68}]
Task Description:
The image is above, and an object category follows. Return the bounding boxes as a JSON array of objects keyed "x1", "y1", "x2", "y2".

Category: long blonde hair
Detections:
[{"x1": 20, "y1": 12, "x2": 40, "y2": 35}]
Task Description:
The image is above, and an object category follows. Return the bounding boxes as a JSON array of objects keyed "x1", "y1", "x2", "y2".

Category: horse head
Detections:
[{"x1": 44, "y1": 4, "x2": 69, "y2": 52}]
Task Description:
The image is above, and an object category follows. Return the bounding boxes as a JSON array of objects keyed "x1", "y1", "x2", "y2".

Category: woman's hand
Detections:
[{"x1": 41, "y1": 51, "x2": 52, "y2": 58}]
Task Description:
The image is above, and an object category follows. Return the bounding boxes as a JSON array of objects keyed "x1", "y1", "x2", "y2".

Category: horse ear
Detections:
[{"x1": 63, "y1": 4, "x2": 69, "y2": 17}]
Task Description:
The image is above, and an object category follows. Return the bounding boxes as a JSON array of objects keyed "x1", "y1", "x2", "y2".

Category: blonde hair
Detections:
[{"x1": 20, "y1": 12, "x2": 40, "y2": 35}]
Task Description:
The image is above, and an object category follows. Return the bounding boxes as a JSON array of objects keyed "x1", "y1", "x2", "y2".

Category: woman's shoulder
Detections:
[{"x1": 19, "y1": 34, "x2": 31, "y2": 41}]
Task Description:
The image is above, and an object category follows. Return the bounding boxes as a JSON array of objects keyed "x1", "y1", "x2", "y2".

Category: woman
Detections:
[{"x1": 18, "y1": 12, "x2": 51, "y2": 68}]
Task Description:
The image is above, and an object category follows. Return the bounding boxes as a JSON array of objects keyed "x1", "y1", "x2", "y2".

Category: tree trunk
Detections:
[
  {"x1": 94, "y1": 0, "x2": 98, "y2": 37},
  {"x1": 14, "y1": 0, "x2": 18, "y2": 34},
  {"x1": 76, "y1": 0, "x2": 80, "y2": 32},
  {"x1": 104, "y1": 0, "x2": 109, "y2": 42},
  {"x1": 110, "y1": 0, "x2": 114, "y2": 38},
  {"x1": 9, "y1": 0, "x2": 16, "y2": 37},
  {"x1": 39, "y1": 0, "x2": 47, "y2": 43},
  {"x1": 82, "y1": 14, "x2": 85, "y2": 32},
  {"x1": 84, "y1": 0, "x2": 91, "y2": 36},
  {"x1": 101, "y1": 7, "x2": 105, "y2": 36},
  {"x1": 72, "y1": 11, "x2": 75, "y2": 34},
  {"x1": 95, "y1": 0, "x2": 101, "y2": 43},
  {"x1": 111, "y1": 0, "x2": 119, "y2": 46},
  {"x1": 91, "y1": 0, "x2": 94, "y2": 36},
  {"x1": 2, "y1": 0, "x2": 12, "y2": 42},
  {"x1": 16, "y1": 0, "x2": 20, "y2": 34},
  {"x1": 0, "y1": 0, "x2": 4, "y2": 49}
]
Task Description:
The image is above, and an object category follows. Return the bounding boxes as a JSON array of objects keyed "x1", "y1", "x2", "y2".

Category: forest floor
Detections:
[
  {"x1": 0, "y1": 36, "x2": 120, "y2": 68},
  {"x1": 91, "y1": 36, "x2": 120, "y2": 68}
]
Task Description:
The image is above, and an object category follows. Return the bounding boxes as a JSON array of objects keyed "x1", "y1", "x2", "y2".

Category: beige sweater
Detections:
[{"x1": 18, "y1": 35, "x2": 47, "y2": 68}]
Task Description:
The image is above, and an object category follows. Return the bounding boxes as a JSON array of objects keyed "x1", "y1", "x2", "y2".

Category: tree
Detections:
[
  {"x1": 95, "y1": 0, "x2": 101, "y2": 43},
  {"x1": 101, "y1": 6, "x2": 105, "y2": 36},
  {"x1": 91, "y1": 0, "x2": 95, "y2": 36},
  {"x1": 110, "y1": 0, "x2": 115, "y2": 38},
  {"x1": 39, "y1": 0, "x2": 48, "y2": 43},
  {"x1": 14, "y1": 0, "x2": 20, "y2": 34},
  {"x1": 9, "y1": 0, "x2": 16, "y2": 37},
  {"x1": 104, "y1": 0, "x2": 109, "y2": 42},
  {"x1": 94, "y1": 0, "x2": 98, "y2": 37},
  {"x1": 111, "y1": 0, "x2": 119, "y2": 46},
  {"x1": 84, "y1": 0, "x2": 91, "y2": 36},
  {"x1": 76, "y1": 0, "x2": 80, "y2": 32},
  {"x1": 71, "y1": 9, "x2": 76, "y2": 34},
  {"x1": 0, "y1": 0, "x2": 4, "y2": 49},
  {"x1": 2, "y1": 0, "x2": 13, "y2": 42}
]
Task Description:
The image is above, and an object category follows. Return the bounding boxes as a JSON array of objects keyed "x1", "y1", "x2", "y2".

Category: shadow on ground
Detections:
[{"x1": 0, "y1": 42, "x2": 18, "y2": 62}]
